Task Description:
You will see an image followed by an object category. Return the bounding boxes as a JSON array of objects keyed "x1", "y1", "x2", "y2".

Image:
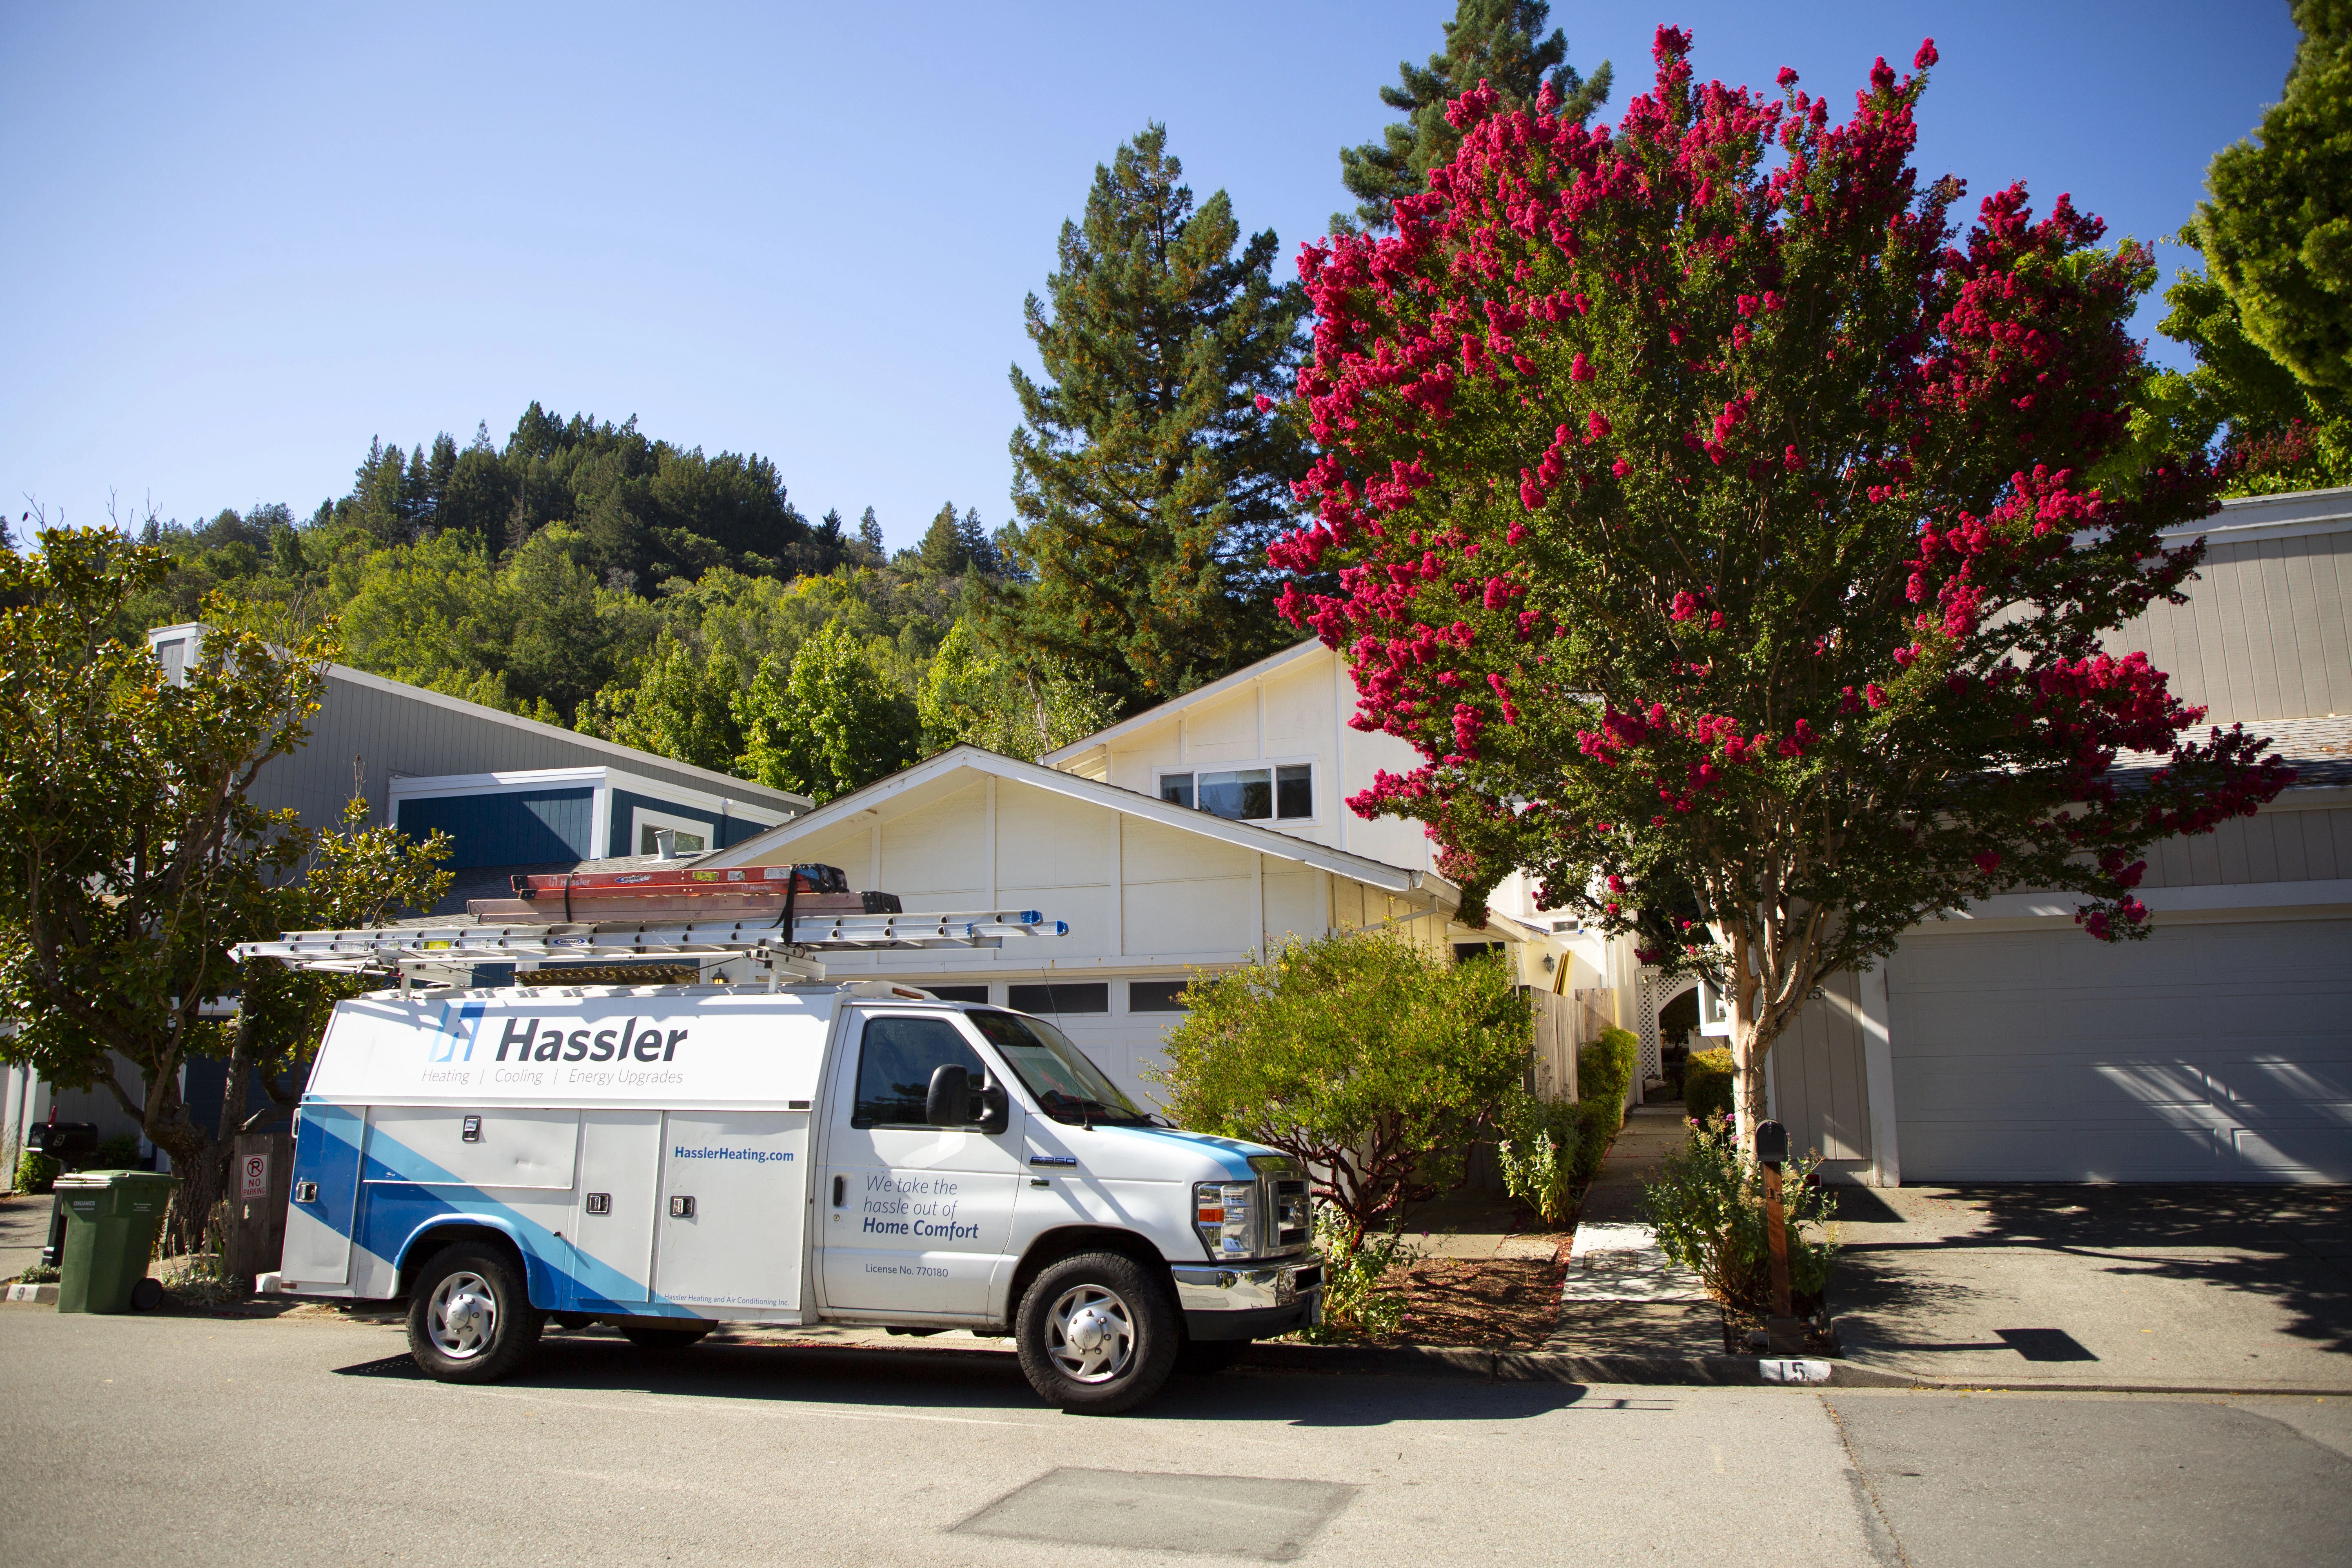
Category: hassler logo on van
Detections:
[{"x1": 240, "y1": 886, "x2": 1318, "y2": 1416}]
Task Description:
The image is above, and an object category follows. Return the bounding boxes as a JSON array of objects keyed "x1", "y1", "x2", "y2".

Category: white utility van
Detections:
[{"x1": 271, "y1": 980, "x2": 1323, "y2": 1413}]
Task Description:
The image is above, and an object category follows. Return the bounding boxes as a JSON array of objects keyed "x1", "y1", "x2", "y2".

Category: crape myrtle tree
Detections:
[{"x1": 1269, "y1": 30, "x2": 2297, "y2": 1144}]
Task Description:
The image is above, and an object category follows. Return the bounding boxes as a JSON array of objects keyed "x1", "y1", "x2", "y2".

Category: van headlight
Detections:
[{"x1": 1193, "y1": 1181, "x2": 1257, "y2": 1257}]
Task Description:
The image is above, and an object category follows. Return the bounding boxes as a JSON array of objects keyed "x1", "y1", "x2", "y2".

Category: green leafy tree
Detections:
[
  {"x1": 916, "y1": 619, "x2": 1114, "y2": 761},
  {"x1": 917, "y1": 502, "x2": 969, "y2": 576},
  {"x1": 734, "y1": 620, "x2": 918, "y2": 802},
  {"x1": 1151, "y1": 931, "x2": 1530, "y2": 1250},
  {"x1": 0, "y1": 533, "x2": 316, "y2": 1237},
  {"x1": 990, "y1": 125, "x2": 1310, "y2": 717},
  {"x1": 1339, "y1": 0, "x2": 1609, "y2": 233},
  {"x1": 2136, "y1": 2, "x2": 2352, "y2": 494},
  {"x1": 2200, "y1": 0, "x2": 2352, "y2": 394},
  {"x1": 579, "y1": 630, "x2": 745, "y2": 772}
]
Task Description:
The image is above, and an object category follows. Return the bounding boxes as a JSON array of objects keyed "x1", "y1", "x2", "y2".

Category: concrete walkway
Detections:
[
  {"x1": 1546, "y1": 1104, "x2": 1722, "y2": 1356},
  {"x1": 0, "y1": 1192, "x2": 54, "y2": 1281}
]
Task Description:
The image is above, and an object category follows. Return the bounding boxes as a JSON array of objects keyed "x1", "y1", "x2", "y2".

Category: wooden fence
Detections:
[{"x1": 1525, "y1": 986, "x2": 1617, "y2": 1102}]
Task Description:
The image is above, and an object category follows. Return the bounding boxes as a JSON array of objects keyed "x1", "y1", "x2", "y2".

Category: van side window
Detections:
[{"x1": 853, "y1": 1017, "x2": 987, "y2": 1128}]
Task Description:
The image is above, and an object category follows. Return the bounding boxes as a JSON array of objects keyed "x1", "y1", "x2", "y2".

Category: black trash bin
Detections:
[{"x1": 28, "y1": 1123, "x2": 101, "y2": 1269}]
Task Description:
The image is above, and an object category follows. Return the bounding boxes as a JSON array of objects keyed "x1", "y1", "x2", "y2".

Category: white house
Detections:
[{"x1": 698, "y1": 741, "x2": 1476, "y2": 1106}]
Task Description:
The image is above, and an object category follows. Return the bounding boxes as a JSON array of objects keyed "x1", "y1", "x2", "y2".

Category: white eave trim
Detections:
[
  {"x1": 2154, "y1": 483, "x2": 2352, "y2": 548},
  {"x1": 1038, "y1": 637, "x2": 1328, "y2": 767},
  {"x1": 703, "y1": 744, "x2": 1458, "y2": 908}
]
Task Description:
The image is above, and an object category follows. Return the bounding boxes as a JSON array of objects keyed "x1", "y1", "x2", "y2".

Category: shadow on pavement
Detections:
[
  {"x1": 1833, "y1": 1183, "x2": 2352, "y2": 1363},
  {"x1": 330, "y1": 1332, "x2": 1677, "y2": 1427}
]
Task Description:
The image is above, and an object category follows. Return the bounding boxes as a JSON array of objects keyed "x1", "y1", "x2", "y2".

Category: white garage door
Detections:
[{"x1": 1889, "y1": 917, "x2": 2352, "y2": 1182}]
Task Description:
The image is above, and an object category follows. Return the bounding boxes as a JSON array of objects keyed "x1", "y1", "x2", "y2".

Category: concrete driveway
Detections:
[{"x1": 1831, "y1": 1183, "x2": 2352, "y2": 1390}]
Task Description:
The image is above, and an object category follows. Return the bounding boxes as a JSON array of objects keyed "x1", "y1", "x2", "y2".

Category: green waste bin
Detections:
[{"x1": 54, "y1": 1169, "x2": 179, "y2": 1314}]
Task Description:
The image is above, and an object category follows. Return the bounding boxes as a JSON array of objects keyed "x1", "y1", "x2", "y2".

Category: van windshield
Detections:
[{"x1": 967, "y1": 1010, "x2": 1153, "y2": 1126}]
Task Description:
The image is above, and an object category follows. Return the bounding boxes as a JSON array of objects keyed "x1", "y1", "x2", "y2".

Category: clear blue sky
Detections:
[{"x1": 0, "y1": 1, "x2": 2303, "y2": 551}]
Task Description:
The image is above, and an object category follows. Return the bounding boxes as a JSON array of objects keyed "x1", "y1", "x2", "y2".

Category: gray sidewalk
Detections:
[{"x1": 1548, "y1": 1105, "x2": 1724, "y2": 1357}]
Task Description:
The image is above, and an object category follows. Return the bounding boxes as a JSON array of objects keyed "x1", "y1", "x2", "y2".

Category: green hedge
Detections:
[
  {"x1": 94, "y1": 1134, "x2": 142, "y2": 1169},
  {"x1": 1566, "y1": 1027, "x2": 1639, "y2": 1185},
  {"x1": 1684, "y1": 1048, "x2": 1735, "y2": 1124},
  {"x1": 13, "y1": 1149, "x2": 59, "y2": 1195}
]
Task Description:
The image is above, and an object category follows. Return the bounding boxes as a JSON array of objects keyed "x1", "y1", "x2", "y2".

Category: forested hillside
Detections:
[{"x1": 118, "y1": 403, "x2": 1113, "y2": 802}]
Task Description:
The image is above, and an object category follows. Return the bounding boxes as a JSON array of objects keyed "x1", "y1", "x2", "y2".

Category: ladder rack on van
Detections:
[{"x1": 230, "y1": 909, "x2": 1068, "y2": 982}]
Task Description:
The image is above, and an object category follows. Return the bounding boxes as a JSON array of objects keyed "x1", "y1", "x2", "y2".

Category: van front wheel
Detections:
[
  {"x1": 407, "y1": 1245, "x2": 544, "y2": 1384},
  {"x1": 1015, "y1": 1252, "x2": 1179, "y2": 1415}
]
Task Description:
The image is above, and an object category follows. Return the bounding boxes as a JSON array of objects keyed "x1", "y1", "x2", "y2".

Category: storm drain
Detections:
[{"x1": 952, "y1": 1467, "x2": 1357, "y2": 1562}]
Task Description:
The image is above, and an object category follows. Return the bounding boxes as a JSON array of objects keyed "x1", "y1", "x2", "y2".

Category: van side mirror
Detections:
[
  {"x1": 976, "y1": 1074, "x2": 1010, "y2": 1136},
  {"x1": 926, "y1": 1064, "x2": 971, "y2": 1127}
]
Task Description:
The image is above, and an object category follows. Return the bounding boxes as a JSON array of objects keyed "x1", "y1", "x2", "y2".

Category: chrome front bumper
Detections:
[{"x1": 1169, "y1": 1252, "x2": 1325, "y2": 1314}]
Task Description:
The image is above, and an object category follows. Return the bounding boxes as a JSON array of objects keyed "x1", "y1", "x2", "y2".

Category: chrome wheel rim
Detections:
[
  {"x1": 1046, "y1": 1283, "x2": 1135, "y2": 1383},
  {"x1": 428, "y1": 1271, "x2": 498, "y2": 1359}
]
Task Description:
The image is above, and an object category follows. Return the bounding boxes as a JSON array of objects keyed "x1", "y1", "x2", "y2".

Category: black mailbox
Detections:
[
  {"x1": 27, "y1": 1121, "x2": 100, "y2": 1165},
  {"x1": 1754, "y1": 1119, "x2": 1789, "y2": 1169}
]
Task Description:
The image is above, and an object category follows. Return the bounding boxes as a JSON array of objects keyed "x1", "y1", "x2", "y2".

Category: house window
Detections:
[
  {"x1": 1007, "y1": 982, "x2": 1109, "y2": 1015},
  {"x1": 1128, "y1": 980, "x2": 1191, "y2": 1013},
  {"x1": 1158, "y1": 764, "x2": 1314, "y2": 823},
  {"x1": 639, "y1": 823, "x2": 706, "y2": 855}
]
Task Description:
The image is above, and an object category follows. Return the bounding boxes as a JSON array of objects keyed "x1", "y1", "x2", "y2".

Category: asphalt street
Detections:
[{"x1": 4, "y1": 1307, "x2": 2350, "y2": 1567}]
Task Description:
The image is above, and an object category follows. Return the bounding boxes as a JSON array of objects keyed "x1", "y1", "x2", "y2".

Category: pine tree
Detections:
[
  {"x1": 955, "y1": 506, "x2": 1001, "y2": 576},
  {"x1": 858, "y1": 506, "x2": 886, "y2": 559},
  {"x1": 1339, "y1": 0, "x2": 1610, "y2": 233},
  {"x1": 918, "y1": 502, "x2": 967, "y2": 575},
  {"x1": 991, "y1": 124, "x2": 1309, "y2": 717}
]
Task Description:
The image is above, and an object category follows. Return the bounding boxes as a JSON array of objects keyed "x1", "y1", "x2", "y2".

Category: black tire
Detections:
[
  {"x1": 406, "y1": 1245, "x2": 544, "y2": 1384},
  {"x1": 128, "y1": 1276, "x2": 165, "y2": 1312},
  {"x1": 1015, "y1": 1252, "x2": 1180, "y2": 1414},
  {"x1": 619, "y1": 1323, "x2": 714, "y2": 1351},
  {"x1": 1177, "y1": 1339, "x2": 1242, "y2": 1376}
]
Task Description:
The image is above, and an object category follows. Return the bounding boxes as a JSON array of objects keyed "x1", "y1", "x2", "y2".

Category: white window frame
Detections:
[
  {"x1": 1152, "y1": 755, "x2": 1319, "y2": 826},
  {"x1": 630, "y1": 805, "x2": 717, "y2": 857}
]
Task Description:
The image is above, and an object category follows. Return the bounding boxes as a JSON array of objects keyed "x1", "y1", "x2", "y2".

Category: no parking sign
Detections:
[{"x1": 239, "y1": 1150, "x2": 269, "y2": 1200}]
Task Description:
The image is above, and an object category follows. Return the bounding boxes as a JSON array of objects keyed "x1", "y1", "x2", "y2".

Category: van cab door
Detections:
[{"x1": 817, "y1": 1010, "x2": 1022, "y2": 1317}]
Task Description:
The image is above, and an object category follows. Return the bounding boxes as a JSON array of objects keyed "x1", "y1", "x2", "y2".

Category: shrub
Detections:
[
  {"x1": 1579, "y1": 1027, "x2": 1638, "y2": 1122},
  {"x1": 1684, "y1": 1049, "x2": 1736, "y2": 1125},
  {"x1": 13, "y1": 1149, "x2": 58, "y2": 1194},
  {"x1": 1296, "y1": 1201, "x2": 1417, "y2": 1341},
  {"x1": 93, "y1": 1133, "x2": 142, "y2": 1169},
  {"x1": 1642, "y1": 1114, "x2": 1838, "y2": 1323},
  {"x1": 1495, "y1": 1089, "x2": 1582, "y2": 1225},
  {"x1": 1152, "y1": 930, "x2": 1531, "y2": 1250}
]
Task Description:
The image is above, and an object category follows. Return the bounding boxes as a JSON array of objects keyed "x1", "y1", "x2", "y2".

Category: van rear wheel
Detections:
[
  {"x1": 407, "y1": 1245, "x2": 543, "y2": 1384},
  {"x1": 1015, "y1": 1252, "x2": 1179, "y2": 1415}
]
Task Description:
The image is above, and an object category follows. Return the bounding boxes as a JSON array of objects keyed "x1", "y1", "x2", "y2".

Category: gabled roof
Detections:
[
  {"x1": 1038, "y1": 636, "x2": 1329, "y2": 768},
  {"x1": 700, "y1": 743, "x2": 1459, "y2": 908}
]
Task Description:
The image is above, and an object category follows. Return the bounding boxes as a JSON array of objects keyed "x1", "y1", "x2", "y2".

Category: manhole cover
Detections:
[{"x1": 953, "y1": 1467, "x2": 1356, "y2": 1561}]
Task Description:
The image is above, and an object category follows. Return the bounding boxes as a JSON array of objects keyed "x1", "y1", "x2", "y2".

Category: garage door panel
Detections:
[
  {"x1": 1891, "y1": 917, "x2": 2352, "y2": 1182},
  {"x1": 2231, "y1": 1128, "x2": 2352, "y2": 1177},
  {"x1": 2208, "y1": 1054, "x2": 2352, "y2": 1109},
  {"x1": 1901, "y1": 1123, "x2": 2223, "y2": 1182}
]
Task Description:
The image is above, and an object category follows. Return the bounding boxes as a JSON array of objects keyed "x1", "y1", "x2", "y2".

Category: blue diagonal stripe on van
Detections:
[{"x1": 298, "y1": 1100, "x2": 699, "y2": 1318}]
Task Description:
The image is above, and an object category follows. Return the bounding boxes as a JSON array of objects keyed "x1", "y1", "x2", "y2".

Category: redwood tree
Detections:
[{"x1": 1270, "y1": 30, "x2": 2295, "y2": 1143}]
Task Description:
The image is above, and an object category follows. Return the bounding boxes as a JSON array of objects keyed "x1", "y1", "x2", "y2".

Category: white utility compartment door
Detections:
[
  {"x1": 654, "y1": 1111, "x2": 808, "y2": 1313},
  {"x1": 572, "y1": 1111, "x2": 664, "y2": 1305}
]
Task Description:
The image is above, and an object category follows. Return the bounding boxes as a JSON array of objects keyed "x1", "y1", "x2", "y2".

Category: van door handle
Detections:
[{"x1": 832, "y1": 1175, "x2": 845, "y2": 1206}]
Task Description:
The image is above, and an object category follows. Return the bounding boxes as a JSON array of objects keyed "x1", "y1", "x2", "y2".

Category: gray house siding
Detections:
[
  {"x1": 2107, "y1": 494, "x2": 2352, "y2": 724},
  {"x1": 250, "y1": 664, "x2": 804, "y2": 838}
]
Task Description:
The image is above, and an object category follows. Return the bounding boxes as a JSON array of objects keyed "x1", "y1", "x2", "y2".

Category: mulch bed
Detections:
[{"x1": 1382, "y1": 1251, "x2": 1570, "y2": 1349}]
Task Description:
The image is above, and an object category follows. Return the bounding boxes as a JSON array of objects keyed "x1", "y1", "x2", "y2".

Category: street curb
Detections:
[
  {"x1": 1229, "y1": 1340, "x2": 1908, "y2": 1387},
  {"x1": 4, "y1": 1283, "x2": 59, "y2": 1305}
]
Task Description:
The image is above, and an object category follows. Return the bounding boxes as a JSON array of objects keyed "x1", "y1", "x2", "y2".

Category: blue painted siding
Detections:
[{"x1": 398, "y1": 787, "x2": 594, "y2": 869}]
